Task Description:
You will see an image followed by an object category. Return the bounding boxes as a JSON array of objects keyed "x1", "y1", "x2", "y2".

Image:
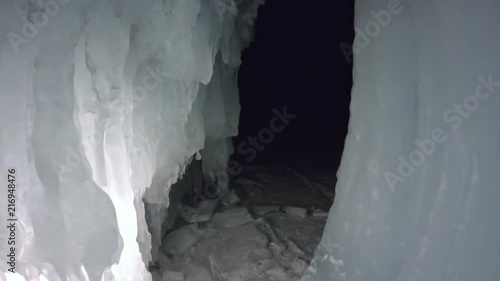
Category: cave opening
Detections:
[
  {"x1": 0, "y1": 0, "x2": 500, "y2": 281},
  {"x1": 233, "y1": 0, "x2": 354, "y2": 202},
  {"x1": 4, "y1": 0, "x2": 500, "y2": 280},
  {"x1": 156, "y1": 1, "x2": 355, "y2": 280}
]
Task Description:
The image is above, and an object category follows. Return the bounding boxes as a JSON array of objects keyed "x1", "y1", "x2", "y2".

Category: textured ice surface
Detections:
[
  {"x1": 283, "y1": 207, "x2": 308, "y2": 218},
  {"x1": 0, "y1": 0, "x2": 263, "y2": 280},
  {"x1": 212, "y1": 207, "x2": 254, "y2": 228},
  {"x1": 161, "y1": 224, "x2": 205, "y2": 255},
  {"x1": 304, "y1": 1, "x2": 500, "y2": 281},
  {"x1": 164, "y1": 166, "x2": 330, "y2": 280}
]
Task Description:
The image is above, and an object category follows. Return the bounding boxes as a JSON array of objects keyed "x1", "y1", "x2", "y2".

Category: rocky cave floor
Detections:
[{"x1": 151, "y1": 165, "x2": 336, "y2": 281}]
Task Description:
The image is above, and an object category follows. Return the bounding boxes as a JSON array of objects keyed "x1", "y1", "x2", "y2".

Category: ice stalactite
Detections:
[{"x1": 0, "y1": 0, "x2": 263, "y2": 280}]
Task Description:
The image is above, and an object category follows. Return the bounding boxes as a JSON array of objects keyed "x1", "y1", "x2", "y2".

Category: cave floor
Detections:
[{"x1": 155, "y1": 165, "x2": 335, "y2": 281}]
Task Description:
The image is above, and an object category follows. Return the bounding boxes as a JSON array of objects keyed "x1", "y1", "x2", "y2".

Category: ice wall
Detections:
[
  {"x1": 0, "y1": 0, "x2": 263, "y2": 280},
  {"x1": 304, "y1": 1, "x2": 500, "y2": 281}
]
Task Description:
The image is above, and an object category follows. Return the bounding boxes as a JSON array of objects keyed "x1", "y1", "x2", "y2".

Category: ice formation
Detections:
[
  {"x1": 304, "y1": 0, "x2": 500, "y2": 280},
  {"x1": 0, "y1": 0, "x2": 263, "y2": 280}
]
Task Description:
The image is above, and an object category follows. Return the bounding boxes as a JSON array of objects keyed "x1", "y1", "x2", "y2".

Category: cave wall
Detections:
[
  {"x1": 0, "y1": 0, "x2": 263, "y2": 280},
  {"x1": 304, "y1": 1, "x2": 500, "y2": 280}
]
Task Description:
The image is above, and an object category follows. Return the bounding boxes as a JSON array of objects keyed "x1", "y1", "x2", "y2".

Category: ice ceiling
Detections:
[{"x1": 1, "y1": 0, "x2": 500, "y2": 281}]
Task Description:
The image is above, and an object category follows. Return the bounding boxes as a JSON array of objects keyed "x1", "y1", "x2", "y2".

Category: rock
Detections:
[
  {"x1": 212, "y1": 207, "x2": 254, "y2": 229},
  {"x1": 283, "y1": 206, "x2": 308, "y2": 218},
  {"x1": 161, "y1": 224, "x2": 205, "y2": 255}
]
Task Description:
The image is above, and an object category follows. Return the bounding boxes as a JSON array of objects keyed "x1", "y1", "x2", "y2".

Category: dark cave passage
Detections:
[
  {"x1": 155, "y1": 1, "x2": 354, "y2": 280},
  {"x1": 5, "y1": 0, "x2": 500, "y2": 279},
  {"x1": 234, "y1": 0, "x2": 354, "y2": 173}
]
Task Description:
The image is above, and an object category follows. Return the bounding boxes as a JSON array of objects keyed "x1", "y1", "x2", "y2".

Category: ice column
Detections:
[{"x1": 304, "y1": 1, "x2": 500, "y2": 281}]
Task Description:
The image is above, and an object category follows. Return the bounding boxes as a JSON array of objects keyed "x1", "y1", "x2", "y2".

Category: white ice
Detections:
[
  {"x1": 304, "y1": 1, "x2": 500, "y2": 280},
  {"x1": 0, "y1": 0, "x2": 263, "y2": 280}
]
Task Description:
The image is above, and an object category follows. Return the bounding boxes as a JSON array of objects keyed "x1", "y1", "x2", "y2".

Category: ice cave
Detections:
[{"x1": 1, "y1": 0, "x2": 500, "y2": 280}]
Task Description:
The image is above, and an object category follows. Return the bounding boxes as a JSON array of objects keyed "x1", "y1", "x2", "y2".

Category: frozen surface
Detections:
[
  {"x1": 304, "y1": 1, "x2": 500, "y2": 281},
  {"x1": 156, "y1": 165, "x2": 330, "y2": 281},
  {"x1": 161, "y1": 224, "x2": 205, "y2": 255},
  {"x1": 284, "y1": 207, "x2": 308, "y2": 218},
  {"x1": 0, "y1": 0, "x2": 263, "y2": 280},
  {"x1": 212, "y1": 207, "x2": 254, "y2": 229}
]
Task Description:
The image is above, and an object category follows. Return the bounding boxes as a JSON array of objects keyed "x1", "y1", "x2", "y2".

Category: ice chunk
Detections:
[
  {"x1": 212, "y1": 207, "x2": 254, "y2": 228},
  {"x1": 178, "y1": 199, "x2": 219, "y2": 223},
  {"x1": 196, "y1": 199, "x2": 220, "y2": 222},
  {"x1": 249, "y1": 248, "x2": 274, "y2": 262},
  {"x1": 284, "y1": 206, "x2": 308, "y2": 218},
  {"x1": 251, "y1": 205, "x2": 281, "y2": 216},
  {"x1": 161, "y1": 224, "x2": 205, "y2": 255},
  {"x1": 183, "y1": 264, "x2": 215, "y2": 281},
  {"x1": 268, "y1": 241, "x2": 287, "y2": 253},
  {"x1": 178, "y1": 204, "x2": 201, "y2": 223},
  {"x1": 226, "y1": 190, "x2": 241, "y2": 205},
  {"x1": 311, "y1": 210, "x2": 329, "y2": 218},
  {"x1": 162, "y1": 270, "x2": 184, "y2": 281}
]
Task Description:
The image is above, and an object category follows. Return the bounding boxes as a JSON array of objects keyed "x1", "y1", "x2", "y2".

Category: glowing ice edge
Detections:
[{"x1": 0, "y1": 0, "x2": 263, "y2": 280}]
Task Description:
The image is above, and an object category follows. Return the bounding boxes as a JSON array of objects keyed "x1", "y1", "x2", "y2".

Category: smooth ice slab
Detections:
[
  {"x1": 304, "y1": 1, "x2": 500, "y2": 281},
  {"x1": 212, "y1": 207, "x2": 254, "y2": 229},
  {"x1": 161, "y1": 224, "x2": 205, "y2": 255}
]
